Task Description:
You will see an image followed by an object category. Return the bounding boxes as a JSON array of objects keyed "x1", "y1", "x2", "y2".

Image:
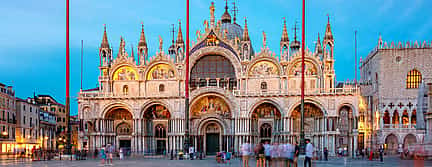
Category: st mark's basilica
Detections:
[{"x1": 78, "y1": 2, "x2": 360, "y2": 156}]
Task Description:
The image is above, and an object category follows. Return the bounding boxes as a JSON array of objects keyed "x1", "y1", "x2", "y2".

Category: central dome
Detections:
[{"x1": 220, "y1": 23, "x2": 243, "y2": 40}]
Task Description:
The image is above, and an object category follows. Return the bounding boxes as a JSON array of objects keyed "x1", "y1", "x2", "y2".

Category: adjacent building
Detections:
[
  {"x1": 0, "y1": 83, "x2": 16, "y2": 154},
  {"x1": 78, "y1": 2, "x2": 360, "y2": 156},
  {"x1": 15, "y1": 98, "x2": 40, "y2": 153},
  {"x1": 360, "y1": 37, "x2": 432, "y2": 154}
]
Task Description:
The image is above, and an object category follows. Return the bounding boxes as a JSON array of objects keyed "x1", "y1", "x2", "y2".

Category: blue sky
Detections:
[{"x1": 1, "y1": 0, "x2": 431, "y2": 115}]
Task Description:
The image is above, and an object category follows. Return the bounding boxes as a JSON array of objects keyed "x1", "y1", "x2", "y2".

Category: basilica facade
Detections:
[{"x1": 78, "y1": 2, "x2": 360, "y2": 156}]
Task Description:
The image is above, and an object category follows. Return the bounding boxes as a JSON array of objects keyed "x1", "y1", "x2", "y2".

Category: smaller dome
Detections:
[
  {"x1": 221, "y1": 11, "x2": 232, "y2": 23},
  {"x1": 220, "y1": 23, "x2": 243, "y2": 40}
]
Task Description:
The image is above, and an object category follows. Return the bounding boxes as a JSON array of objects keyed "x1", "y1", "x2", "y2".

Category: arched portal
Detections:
[
  {"x1": 385, "y1": 134, "x2": 398, "y2": 155},
  {"x1": 105, "y1": 108, "x2": 133, "y2": 151},
  {"x1": 403, "y1": 134, "x2": 416, "y2": 150},
  {"x1": 190, "y1": 55, "x2": 237, "y2": 90},
  {"x1": 337, "y1": 106, "x2": 354, "y2": 155},
  {"x1": 200, "y1": 121, "x2": 223, "y2": 155},
  {"x1": 251, "y1": 102, "x2": 281, "y2": 143},
  {"x1": 142, "y1": 104, "x2": 171, "y2": 154},
  {"x1": 291, "y1": 103, "x2": 324, "y2": 135}
]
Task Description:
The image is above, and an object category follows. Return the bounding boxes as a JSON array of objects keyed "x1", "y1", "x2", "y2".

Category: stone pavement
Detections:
[{"x1": 0, "y1": 156, "x2": 431, "y2": 167}]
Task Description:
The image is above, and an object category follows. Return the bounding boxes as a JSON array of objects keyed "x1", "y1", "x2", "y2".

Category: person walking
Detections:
[
  {"x1": 119, "y1": 148, "x2": 124, "y2": 160},
  {"x1": 263, "y1": 141, "x2": 271, "y2": 167},
  {"x1": 323, "y1": 147, "x2": 328, "y2": 161},
  {"x1": 379, "y1": 147, "x2": 384, "y2": 162},
  {"x1": 270, "y1": 142, "x2": 279, "y2": 167},
  {"x1": 293, "y1": 141, "x2": 300, "y2": 167},
  {"x1": 226, "y1": 151, "x2": 232, "y2": 164},
  {"x1": 99, "y1": 146, "x2": 106, "y2": 166},
  {"x1": 304, "y1": 139, "x2": 313, "y2": 167},
  {"x1": 106, "y1": 144, "x2": 114, "y2": 165},
  {"x1": 254, "y1": 143, "x2": 265, "y2": 167},
  {"x1": 241, "y1": 140, "x2": 251, "y2": 167}
]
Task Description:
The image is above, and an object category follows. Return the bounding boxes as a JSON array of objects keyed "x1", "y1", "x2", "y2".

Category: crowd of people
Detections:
[{"x1": 240, "y1": 139, "x2": 314, "y2": 167}]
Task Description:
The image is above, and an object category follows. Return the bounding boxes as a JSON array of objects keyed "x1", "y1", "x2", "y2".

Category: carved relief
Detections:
[
  {"x1": 191, "y1": 95, "x2": 230, "y2": 118},
  {"x1": 251, "y1": 103, "x2": 281, "y2": 119},
  {"x1": 249, "y1": 61, "x2": 279, "y2": 76},
  {"x1": 113, "y1": 66, "x2": 138, "y2": 80},
  {"x1": 146, "y1": 64, "x2": 176, "y2": 80},
  {"x1": 289, "y1": 61, "x2": 317, "y2": 76}
]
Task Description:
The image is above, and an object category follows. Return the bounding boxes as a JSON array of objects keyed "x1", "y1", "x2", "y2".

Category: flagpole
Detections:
[
  {"x1": 65, "y1": 0, "x2": 72, "y2": 155},
  {"x1": 300, "y1": 0, "x2": 306, "y2": 154},
  {"x1": 184, "y1": 0, "x2": 190, "y2": 154}
]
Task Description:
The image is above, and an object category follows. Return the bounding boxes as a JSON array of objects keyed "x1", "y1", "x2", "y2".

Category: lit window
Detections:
[{"x1": 406, "y1": 69, "x2": 422, "y2": 89}]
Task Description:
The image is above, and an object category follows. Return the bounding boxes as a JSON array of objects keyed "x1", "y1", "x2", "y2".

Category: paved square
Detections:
[{"x1": 1, "y1": 157, "x2": 431, "y2": 167}]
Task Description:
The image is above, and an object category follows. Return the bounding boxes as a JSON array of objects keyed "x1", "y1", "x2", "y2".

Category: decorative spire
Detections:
[
  {"x1": 290, "y1": 21, "x2": 300, "y2": 50},
  {"x1": 138, "y1": 23, "x2": 147, "y2": 47},
  {"x1": 130, "y1": 44, "x2": 135, "y2": 61},
  {"x1": 262, "y1": 31, "x2": 267, "y2": 48},
  {"x1": 315, "y1": 33, "x2": 323, "y2": 54},
  {"x1": 176, "y1": 20, "x2": 184, "y2": 44},
  {"x1": 281, "y1": 17, "x2": 289, "y2": 42},
  {"x1": 159, "y1": 36, "x2": 163, "y2": 52},
  {"x1": 210, "y1": 2, "x2": 215, "y2": 27},
  {"x1": 324, "y1": 14, "x2": 334, "y2": 41},
  {"x1": 242, "y1": 17, "x2": 250, "y2": 41},
  {"x1": 221, "y1": 0, "x2": 232, "y2": 23},
  {"x1": 118, "y1": 36, "x2": 126, "y2": 56},
  {"x1": 101, "y1": 24, "x2": 110, "y2": 48}
]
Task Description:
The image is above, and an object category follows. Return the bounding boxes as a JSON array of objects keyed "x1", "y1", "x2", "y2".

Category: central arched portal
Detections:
[
  {"x1": 143, "y1": 104, "x2": 171, "y2": 154},
  {"x1": 251, "y1": 102, "x2": 282, "y2": 143},
  {"x1": 105, "y1": 108, "x2": 133, "y2": 151},
  {"x1": 203, "y1": 122, "x2": 222, "y2": 155}
]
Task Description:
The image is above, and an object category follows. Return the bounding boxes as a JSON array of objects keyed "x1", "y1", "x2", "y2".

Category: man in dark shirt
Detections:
[{"x1": 294, "y1": 141, "x2": 300, "y2": 167}]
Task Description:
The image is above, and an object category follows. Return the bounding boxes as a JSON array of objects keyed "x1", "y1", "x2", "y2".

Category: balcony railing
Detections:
[{"x1": 80, "y1": 87, "x2": 359, "y2": 98}]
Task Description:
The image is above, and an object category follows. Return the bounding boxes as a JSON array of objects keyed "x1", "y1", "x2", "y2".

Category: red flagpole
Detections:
[
  {"x1": 184, "y1": 0, "x2": 190, "y2": 153},
  {"x1": 300, "y1": 0, "x2": 306, "y2": 153},
  {"x1": 65, "y1": 0, "x2": 72, "y2": 154}
]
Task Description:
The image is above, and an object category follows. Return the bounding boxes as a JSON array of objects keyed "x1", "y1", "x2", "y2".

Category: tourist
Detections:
[
  {"x1": 293, "y1": 141, "x2": 300, "y2": 167},
  {"x1": 119, "y1": 148, "x2": 124, "y2": 160},
  {"x1": 226, "y1": 151, "x2": 232, "y2": 164},
  {"x1": 254, "y1": 143, "x2": 265, "y2": 167},
  {"x1": 241, "y1": 140, "x2": 251, "y2": 167},
  {"x1": 286, "y1": 141, "x2": 294, "y2": 167},
  {"x1": 379, "y1": 146, "x2": 384, "y2": 162},
  {"x1": 107, "y1": 144, "x2": 114, "y2": 165},
  {"x1": 323, "y1": 147, "x2": 328, "y2": 161},
  {"x1": 304, "y1": 139, "x2": 313, "y2": 167},
  {"x1": 99, "y1": 146, "x2": 107, "y2": 166},
  {"x1": 189, "y1": 146, "x2": 194, "y2": 160},
  {"x1": 263, "y1": 141, "x2": 271, "y2": 167},
  {"x1": 270, "y1": 142, "x2": 279, "y2": 167}
]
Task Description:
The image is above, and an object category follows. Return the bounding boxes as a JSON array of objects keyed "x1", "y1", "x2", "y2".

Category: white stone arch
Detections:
[
  {"x1": 143, "y1": 61, "x2": 180, "y2": 81},
  {"x1": 197, "y1": 117, "x2": 227, "y2": 135},
  {"x1": 337, "y1": 103, "x2": 357, "y2": 117},
  {"x1": 246, "y1": 56, "x2": 283, "y2": 77},
  {"x1": 139, "y1": 100, "x2": 173, "y2": 119},
  {"x1": 287, "y1": 98, "x2": 327, "y2": 117},
  {"x1": 248, "y1": 98, "x2": 284, "y2": 118},
  {"x1": 189, "y1": 46, "x2": 242, "y2": 79},
  {"x1": 286, "y1": 54, "x2": 323, "y2": 77},
  {"x1": 100, "y1": 101, "x2": 135, "y2": 119},
  {"x1": 402, "y1": 133, "x2": 417, "y2": 144},
  {"x1": 109, "y1": 63, "x2": 138, "y2": 80}
]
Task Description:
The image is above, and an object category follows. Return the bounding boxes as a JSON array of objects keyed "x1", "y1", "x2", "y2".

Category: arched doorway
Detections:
[
  {"x1": 251, "y1": 103, "x2": 282, "y2": 143},
  {"x1": 203, "y1": 122, "x2": 221, "y2": 155},
  {"x1": 385, "y1": 134, "x2": 398, "y2": 155},
  {"x1": 337, "y1": 106, "x2": 354, "y2": 154},
  {"x1": 291, "y1": 103, "x2": 324, "y2": 140},
  {"x1": 143, "y1": 104, "x2": 171, "y2": 154},
  {"x1": 190, "y1": 55, "x2": 237, "y2": 90},
  {"x1": 403, "y1": 134, "x2": 416, "y2": 150},
  {"x1": 105, "y1": 108, "x2": 133, "y2": 151}
]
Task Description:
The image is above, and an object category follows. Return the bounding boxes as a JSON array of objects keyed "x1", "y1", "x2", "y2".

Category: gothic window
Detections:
[
  {"x1": 383, "y1": 111, "x2": 390, "y2": 124},
  {"x1": 159, "y1": 84, "x2": 165, "y2": 92},
  {"x1": 116, "y1": 123, "x2": 132, "y2": 135},
  {"x1": 393, "y1": 111, "x2": 399, "y2": 125},
  {"x1": 123, "y1": 85, "x2": 128, "y2": 95},
  {"x1": 406, "y1": 69, "x2": 422, "y2": 89},
  {"x1": 155, "y1": 124, "x2": 166, "y2": 138},
  {"x1": 261, "y1": 82, "x2": 267, "y2": 90},
  {"x1": 260, "y1": 123, "x2": 272, "y2": 138},
  {"x1": 411, "y1": 110, "x2": 417, "y2": 125},
  {"x1": 402, "y1": 110, "x2": 409, "y2": 125}
]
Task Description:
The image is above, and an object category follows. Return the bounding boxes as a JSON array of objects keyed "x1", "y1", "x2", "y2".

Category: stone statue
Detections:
[
  {"x1": 159, "y1": 36, "x2": 163, "y2": 52},
  {"x1": 262, "y1": 31, "x2": 267, "y2": 48}
]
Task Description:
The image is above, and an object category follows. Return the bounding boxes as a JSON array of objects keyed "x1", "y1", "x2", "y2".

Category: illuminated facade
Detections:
[
  {"x1": 15, "y1": 98, "x2": 40, "y2": 153},
  {"x1": 360, "y1": 37, "x2": 432, "y2": 154},
  {"x1": 0, "y1": 83, "x2": 16, "y2": 154},
  {"x1": 78, "y1": 2, "x2": 360, "y2": 156}
]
